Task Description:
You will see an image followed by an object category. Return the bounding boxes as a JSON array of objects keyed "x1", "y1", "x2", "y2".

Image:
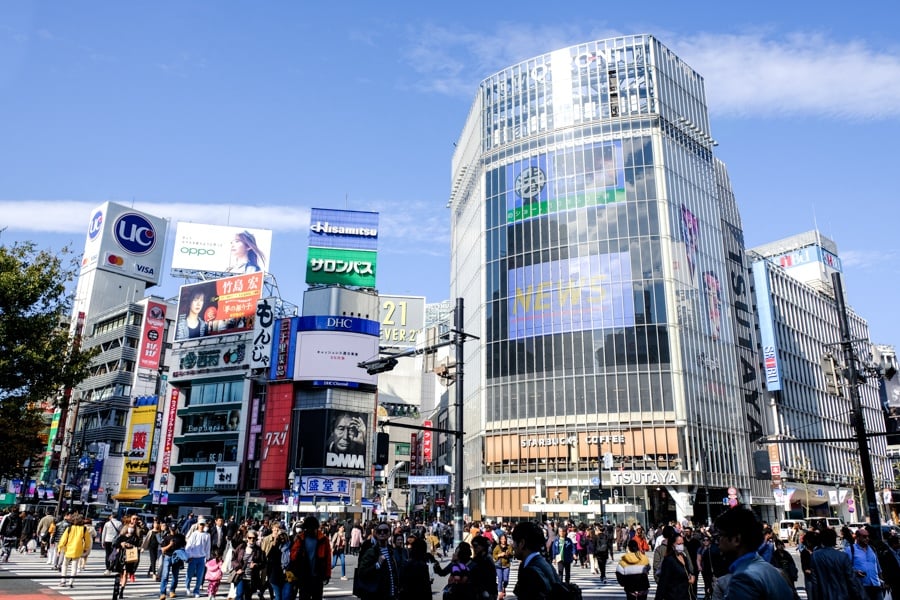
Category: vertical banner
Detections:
[
  {"x1": 160, "y1": 388, "x2": 179, "y2": 488},
  {"x1": 138, "y1": 301, "x2": 167, "y2": 370},
  {"x1": 423, "y1": 420, "x2": 433, "y2": 463},
  {"x1": 272, "y1": 318, "x2": 295, "y2": 380},
  {"x1": 250, "y1": 297, "x2": 276, "y2": 370},
  {"x1": 247, "y1": 397, "x2": 262, "y2": 461},
  {"x1": 410, "y1": 432, "x2": 419, "y2": 476}
]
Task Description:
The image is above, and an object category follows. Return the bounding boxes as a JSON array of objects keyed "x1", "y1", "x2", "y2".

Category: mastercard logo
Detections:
[{"x1": 106, "y1": 254, "x2": 125, "y2": 266}]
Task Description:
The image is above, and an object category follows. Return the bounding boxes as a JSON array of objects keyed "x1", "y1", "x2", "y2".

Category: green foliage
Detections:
[{"x1": 0, "y1": 241, "x2": 95, "y2": 480}]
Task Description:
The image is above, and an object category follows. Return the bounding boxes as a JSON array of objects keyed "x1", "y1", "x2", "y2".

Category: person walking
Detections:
[
  {"x1": 655, "y1": 532, "x2": 695, "y2": 600},
  {"x1": 715, "y1": 507, "x2": 794, "y2": 599},
  {"x1": 550, "y1": 525, "x2": 575, "y2": 584},
  {"x1": 594, "y1": 525, "x2": 612, "y2": 582},
  {"x1": 112, "y1": 521, "x2": 142, "y2": 600},
  {"x1": 57, "y1": 514, "x2": 92, "y2": 588},
  {"x1": 330, "y1": 524, "x2": 348, "y2": 580},
  {"x1": 232, "y1": 530, "x2": 265, "y2": 600},
  {"x1": 492, "y1": 533, "x2": 514, "y2": 599},
  {"x1": 159, "y1": 522, "x2": 187, "y2": 600},
  {"x1": 185, "y1": 519, "x2": 212, "y2": 598},
  {"x1": 846, "y1": 527, "x2": 884, "y2": 600},
  {"x1": 358, "y1": 523, "x2": 401, "y2": 600},
  {"x1": 350, "y1": 524, "x2": 363, "y2": 556},
  {"x1": 398, "y1": 538, "x2": 431, "y2": 600},
  {"x1": 511, "y1": 521, "x2": 558, "y2": 600},
  {"x1": 103, "y1": 513, "x2": 123, "y2": 575},
  {"x1": 810, "y1": 527, "x2": 862, "y2": 600},
  {"x1": 616, "y1": 538, "x2": 651, "y2": 600},
  {"x1": 469, "y1": 535, "x2": 498, "y2": 600},
  {"x1": 288, "y1": 517, "x2": 331, "y2": 600}
]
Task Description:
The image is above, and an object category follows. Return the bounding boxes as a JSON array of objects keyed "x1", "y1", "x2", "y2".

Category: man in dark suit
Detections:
[
  {"x1": 209, "y1": 516, "x2": 228, "y2": 557},
  {"x1": 511, "y1": 521, "x2": 554, "y2": 600}
]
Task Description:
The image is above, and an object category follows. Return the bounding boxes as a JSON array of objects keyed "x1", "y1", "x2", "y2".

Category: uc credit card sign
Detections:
[{"x1": 507, "y1": 252, "x2": 635, "y2": 340}]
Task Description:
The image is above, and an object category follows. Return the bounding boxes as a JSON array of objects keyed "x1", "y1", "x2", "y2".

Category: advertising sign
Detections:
[
  {"x1": 257, "y1": 383, "x2": 293, "y2": 490},
  {"x1": 505, "y1": 140, "x2": 625, "y2": 224},
  {"x1": 308, "y1": 208, "x2": 378, "y2": 251},
  {"x1": 507, "y1": 252, "x2": 635, "y2": 340},
  {"x1": 80, "y1": 202, "x2": 168, "y2": 285},
  {"x1": 300, "y1": 476, "x2": 352, "y2": 497},
  {"x1": 423, "y1": 420, "x2": 433, "y2": 463},
  {"x1": 250, "y1": 297, "x2": 277, "y2": 370},
  {"x1": 380, "y1": 296, "x2": 426, "y2": 348},
  {"x1": 296, "y1": 409, "x2": 369, "y2": 472},
  {"x1": 293, "y1": 331, "x2": 379, "y2": 386},
  {"x1": 138, "y1": 301, "x2": 167, "y2": 370},
  {"x1": 305, "y1": 246, "x2": 377, "y2": 288},
  {"x1": 120, "y1": 401, "x2": 158, "y2": 497},
  {"x1": 214, "y1": 465, "x2": 239, "y2": 489},
  {"x1": 752, "y1": 262, "x2": 783, "y2": 391},
  {"x1": 272, "y1": 318, "x2": 296, "y2": 380},
  {"x1": 174, "y1": 272, "x2": 264, "y2": 341},
  {"x1": 171, "y1": 222, "x2": 273, "y2": 275},
  {"x1": 160, "y1": 388, "x2": 180, "y2": 479}
]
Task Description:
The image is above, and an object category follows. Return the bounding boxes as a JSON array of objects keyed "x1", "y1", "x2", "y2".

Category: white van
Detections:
[{"x1": 777, "y1": 519, "x2": 807, "y2": 541}]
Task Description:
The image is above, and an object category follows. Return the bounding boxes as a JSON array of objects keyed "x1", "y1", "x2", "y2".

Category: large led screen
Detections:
[
  {"x1": 506, "y1": 140, "x2": 625, "y2": 224},
  {"x1": 174, "y1": 273, "x2": 264, "y2": 341},
  {"x1": 293, "y1": 331, "x2": 379, "y2": 386},
  {"x1": 507, "y1": 252, "x2": 635, "y2": 340},
  {"x1": 296, "y1": 409, "x2": 369, "y2": 472}
]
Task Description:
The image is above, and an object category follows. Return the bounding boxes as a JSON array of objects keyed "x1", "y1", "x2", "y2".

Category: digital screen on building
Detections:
[
  {"x1": 293, "y1": 331, "x2": 379, "y2": 386},
  {"x1": 506, "y1": 140, "x2": 625, "y2": 224},
  {"x1": 507, "y1": 252, "x2": 635, "y2": 340},
  {"x1": 297, "y1": 409, "x2": 369, "y2": 473},
  {"x1": 305, "y1": 247, "x2": 377, "y2": 288},
  {"x1": 308, "y1": 208, "x2": 379, "y2": 251}
]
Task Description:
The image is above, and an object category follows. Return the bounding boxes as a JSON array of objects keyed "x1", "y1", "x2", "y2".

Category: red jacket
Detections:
[{"x1": 289, "y1": 532, "x2": 332, "y2": 582}]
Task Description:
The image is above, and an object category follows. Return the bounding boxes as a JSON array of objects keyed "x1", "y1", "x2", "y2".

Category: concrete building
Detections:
[
  {"x1": 449, "y1": 34, "x2": 759, "y2": 524},
  {"x1": 749, "y1": 232, "x2": 892, "y2": 523}
]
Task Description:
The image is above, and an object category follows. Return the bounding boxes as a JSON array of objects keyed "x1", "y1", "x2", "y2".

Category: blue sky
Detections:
[{"x1": 2, "y1": 2, "x2": 899, "y2": 347}]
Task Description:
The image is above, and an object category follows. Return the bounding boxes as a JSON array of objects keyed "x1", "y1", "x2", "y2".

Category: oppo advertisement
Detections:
[
  {"x1": 507, "y1": 252, "x2": 635, "y2": 340},
  {"x1": 308, "y1": 208, "x2": 378, "y2": 251},
  {"x1": 297, "y1": 409, "x2": 369, "y2": 472},
  {"x1": 174, "y1": 273, "x2": 264, "y2": 341},
  {"x1": 506, "y1": 140, "x2": 625, "y2": 224},
  {"x1": 293, "y1": 331, "x2": 380, "y2": 386},
  {"x1": 171, "y1": 222, "x2": 273, "y2": 275},
  {"x1": 80, "y1": 201, "x2": 168, "y2": 285}
]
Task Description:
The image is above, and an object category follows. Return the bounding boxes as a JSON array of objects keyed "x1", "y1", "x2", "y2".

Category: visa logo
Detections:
[{"x1": 136, "y1": 264, "x2": 155, "y2": 275}]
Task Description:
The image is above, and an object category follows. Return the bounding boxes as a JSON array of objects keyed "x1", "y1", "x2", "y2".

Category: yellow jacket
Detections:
[{"x1": 58, "y1": 524, "x2": 93, "y2": 559}]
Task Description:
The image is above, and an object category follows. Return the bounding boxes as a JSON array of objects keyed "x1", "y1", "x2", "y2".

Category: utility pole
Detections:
[
  {"x1": 832, "y1": 272, "x2": 881, "y2": 540},
  {"x1": 453, "y1": 298, "x2": 465, "y2": 547}
]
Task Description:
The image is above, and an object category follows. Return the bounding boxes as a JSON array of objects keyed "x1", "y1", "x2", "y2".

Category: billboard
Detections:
[
  {"x1": 80, "y1": 202, "x2": 168, "y2": 285},
  {"x1": 171, "y1": 222, "x2": 273, "y2": 275},
  {"x1": 296, "y1": 409, "x2": 369, "y2": 472},
  {"x1": 309, "y1": 208, "x2": 378, "y2": 251},
  {"x1": 294, "y1": 331, "x2": 380, "y2": 386},
  {"x1": 174, "y1": 272, "x2": 264, "y2": 341},
  {"x1": 120, "y1": 398, "x2": 158, "y2": 498},
  {"x1": 752, "y1": 262, "x2": 783, "y2": 391},
  {"x1": 380, "y1": 295, "x2": 426, "y2": 348},
  {"x1": 138, "y1": 301, "x2": 167, "y2": 370},
  {"x1": 306, "y1": 247, "x2": 377, "y2": 288},
  {"x1": 507, "y1": 252, "x2": 635, "y2": 340},
  {"x1": 250, "y1": 297, "x2": 277, "y2": 370},
  {"x1": 505, "y1": 140, "x2": 625, "y2": 224}
]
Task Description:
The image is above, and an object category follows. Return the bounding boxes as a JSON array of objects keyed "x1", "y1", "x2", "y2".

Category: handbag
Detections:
[
  {"x1": 125, "y1": 547, "x2": 140, "y2": 563},
  {"x1": 352, "y1": 566, "x2": 379, "y2": 598}
]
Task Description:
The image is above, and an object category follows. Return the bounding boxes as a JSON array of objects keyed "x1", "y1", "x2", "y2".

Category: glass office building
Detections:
[{"x1": 450, "y1": 34, "x2": 760, "y2": 524}]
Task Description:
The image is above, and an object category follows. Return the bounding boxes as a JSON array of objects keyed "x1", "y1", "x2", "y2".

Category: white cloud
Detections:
[
  {"x1": 401, "y1": 26, "x2": 900, "y2": 120},
  {"x1": 841, "y1": 249, "x2": 900, "y2": 270}
]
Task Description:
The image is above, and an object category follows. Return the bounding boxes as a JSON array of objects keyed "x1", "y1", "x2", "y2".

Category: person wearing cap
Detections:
[{"x1": 185, "y1": 519, "x2": 211, "y2": 598}]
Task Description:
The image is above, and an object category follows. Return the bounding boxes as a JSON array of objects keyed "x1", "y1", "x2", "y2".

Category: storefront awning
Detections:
[
  {"x1": 134, "y1": 493, "x2": 215, "y2": 505},
  {"x1": 113, "y1": 490, "x2": 149, "y2": 501}
]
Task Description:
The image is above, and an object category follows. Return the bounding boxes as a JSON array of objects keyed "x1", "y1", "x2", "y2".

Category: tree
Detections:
[{"x1": 0, "y1": 240, "x2": 94, "y2": 481}]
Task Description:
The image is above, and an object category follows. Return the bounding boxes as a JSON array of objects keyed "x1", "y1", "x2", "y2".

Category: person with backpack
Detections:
[
  {"x1": 102, "y1": 513, "x2": 123, "y2": 575},
  {"x1": 57, "y1": 513, "x2": 93, "y2": 588},
  {"x1": 159, "y1": 521, "x2": 187, "y2": 600},
  {"x1": 616, "y1": 539, "x2": 651, "y2": 600},
  {"x1": 287, "y1": 516, "x2": 331, "y2": 600},
  {"x1": 594, "y1": 525, "x2": 611, "y2": 582}
]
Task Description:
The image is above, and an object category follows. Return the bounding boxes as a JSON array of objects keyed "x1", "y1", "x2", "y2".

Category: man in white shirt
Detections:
[
  {"x1": 184, "y1": 520, "x2": 211, "y2": 598},
  {"x1": 102, "y1": 514, "x2": 122, "y2": 575}
]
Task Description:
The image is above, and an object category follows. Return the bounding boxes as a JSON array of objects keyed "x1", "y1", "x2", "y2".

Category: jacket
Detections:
[
  {"x1": 289, "y1": 531, "x2": 332, "y2": 582},
  {"x1": 727, "y1": 551, "x2": 795, "y2": 600},
  {"x1": 513, "y1": 553, "x2": 555, "y2": 600},
  {"x1": 656, "y1": 553, "x2": 694, "y2": 600},
  {"x1": 810, "y1": 546, "x2": 860, "y2": 600},
  {"x1": 58, "y1": 524, "x2": 93, "y2": 559},
  {"x1": 358, "y1": 543, "x2": 401, "y2": 599},
  {"x1": 549, "y1": 536, "x2": 575, "y2": 564},
  {"x1": 616, "y1": 550, "x2": 651, "y2": 594}
]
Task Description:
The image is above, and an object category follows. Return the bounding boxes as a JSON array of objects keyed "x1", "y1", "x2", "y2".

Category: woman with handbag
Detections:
[
  {"x1": 616, "y1": 539, "x2": 651, "y2": 600},
  {"x1": 655, "y1": 533, "x2": 696, "y2": 600},
  {"x1": 113, "y1": 523, "x2": 142, "y2": 600},
  {"x1": 491, "y1": 534, "x2": 513, "y2": 599}
]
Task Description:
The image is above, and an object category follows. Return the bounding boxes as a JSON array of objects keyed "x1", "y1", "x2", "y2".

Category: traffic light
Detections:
[
  {"x1": 582, "y1": 495, "x2": 588, "y2": 506},
  {"x1": 363, "y1": 357, "x2": 399, "y2": 375},
  {"x1": 375, "y1": 432, "x2": 390, "y2": 466},
  {"x1": 821, "y1": 354, "x2": 842, "y2": 396}
]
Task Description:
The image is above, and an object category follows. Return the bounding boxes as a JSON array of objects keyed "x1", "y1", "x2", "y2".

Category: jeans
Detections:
[
  {"x1": 186, "y1": 556, "x2": 207, "y2": 595},
  {"x1": 235, "y1": 578, "x2": 257, "y2": 600},
  {"x1": 496, "y1": 566, "x2": 510, "y2": 593},
  {"x1": 159, "y1": 554, "x2": 182, "y2": 594},
  {"x1": 556, "y1": 560, "x2": 571, "y2": 584},
  {"x1": 269, "y1": 581, "x2": 293, "y2": 600},
  {"x1": 331, "y1": 551, "x2": 346, "y2": 577}
]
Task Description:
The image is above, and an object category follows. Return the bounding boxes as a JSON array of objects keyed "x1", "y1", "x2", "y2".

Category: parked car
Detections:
[
  {"x1": 777, "y1": 519, "x2": 807, "y2": 541},
  {"x1": 806, "y1": 517, "x2": 844, "y2": 533}
]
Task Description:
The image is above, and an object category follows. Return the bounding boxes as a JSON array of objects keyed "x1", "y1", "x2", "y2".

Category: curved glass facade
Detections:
[{"x1": 451, "y1": 35, "x2": 754, "y2": 524}]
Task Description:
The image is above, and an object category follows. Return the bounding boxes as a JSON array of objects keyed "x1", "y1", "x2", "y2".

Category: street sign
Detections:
[
  {"x1": 434, "y1": 498, "x2": 446, "y2": 506},
  {"x1": 591, "y1": 477, "x2": 600, "y2": 485},
  {"x1": 727, "y1": 487, "x2": 737, "y2": 496},
  {"x1": 728, "y1": 498, "x2": 738, "y2": 507}
]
